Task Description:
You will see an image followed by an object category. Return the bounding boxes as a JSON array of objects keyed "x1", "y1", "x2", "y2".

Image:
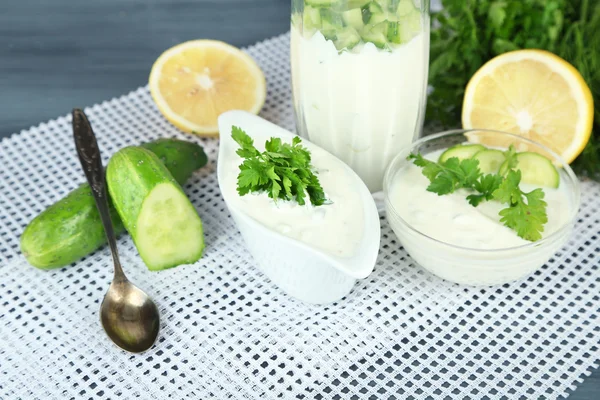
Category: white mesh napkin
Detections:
[{"x1": 0, "y1": 33, "x2": 598, "y2": 400}]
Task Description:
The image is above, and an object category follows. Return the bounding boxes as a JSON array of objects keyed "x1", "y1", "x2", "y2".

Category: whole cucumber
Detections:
[
  {"x1": 107, "y1": 147, "x2": 204, "y2": 271},
  {"x1": 20, "y1": 138, "x2": 207, "y2": 269}
]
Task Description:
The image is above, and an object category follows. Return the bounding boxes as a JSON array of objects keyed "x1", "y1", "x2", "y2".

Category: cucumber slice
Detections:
[
  {"x1": 303, "y1": 6, "x2": 322, "y2": 30},
  {"x1": 305, "y1": 0, "x2": 340, "y2": 6},
  {"x1": 320, "y1": 8, "x2": 344, "y2": 30},
  {"x1": 342, "y1": 8, "x2": 365, "y2": 30},
  {"x1": 333, "y1": 26, "x2": 362, "y2": 50},
  {"x1": 107, "y1": 147, "x2": 205, "y2": 271},
  {"x1": 438, "y1": 144, "x2": 486, "y2": 163},
  {"x1": 472, "y1": 149, "x2": 506, "y2": 174},
  {"x1": 396, "y1": 0, "x2": 415, "y2": 16},
  {"x1": 360, "y1": 21, "x2": 388, "y2": 48},
  {"x1": 499, "y1": 152, "x2": 560, "y2": 188}
]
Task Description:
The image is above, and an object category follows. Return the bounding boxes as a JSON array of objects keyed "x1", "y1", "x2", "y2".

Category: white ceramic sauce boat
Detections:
[{"x1": 217, "y1": 111, "x2": 380, "y2": 304}]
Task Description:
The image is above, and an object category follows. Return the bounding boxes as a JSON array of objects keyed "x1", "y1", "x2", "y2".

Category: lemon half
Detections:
[
  {"x1": 149, "y1": 40, "x2": 266, "y2": 136},
  {"x1": 462, "y1": 49, "x2": 594, "y2": 162}
]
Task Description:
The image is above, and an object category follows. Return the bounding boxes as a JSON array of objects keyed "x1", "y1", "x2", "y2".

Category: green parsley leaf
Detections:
[
  {"x1": 233, "y1": 127, "x2": 327, "y2": 206},
  {"x1": 408, "y1": 151, "x2": 548, "y2": 242}
]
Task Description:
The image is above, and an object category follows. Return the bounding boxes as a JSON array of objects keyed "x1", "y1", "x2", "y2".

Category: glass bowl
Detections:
[{"x1": 383, "y1": 129, "x2": 581, "y2": 285}]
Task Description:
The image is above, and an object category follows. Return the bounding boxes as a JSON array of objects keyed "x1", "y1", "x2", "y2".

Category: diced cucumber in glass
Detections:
[
  {"x1": 342, "y1": 8, "x2": 365, "y2": 30},
  {"x1": 303, "y1": 6, "x2": 322, "y2": 30},
  {"x1": 499, "y1": 152, "x2": 560, "y2": 188},
  {"x1": 337, "y1": 0, "x2": 371, "y2": 10},
  {"x1": 472, "y1": 149, "x2": 506, "y2": 174},
  {"x1": 320, "y1": 8, "x2": 344, "y2": 30},
  {"x1": 333, "y1": 26, "x2": 362, "y2": 50},
  {"x1": 396, "y1": 0, "x2": 415, "y2": 16},
  {"x1": 439, "y1": 144, "x2": 486, "y2": 163},
  {"x1": 376, "y1": 0, "x2": 400, "y2": 12},
  {"x1": 360, "y1": 21, "x2": 388, "y2": 48},
  {"x1": 305, "y1": 0, "x2": 341, "y2": 7},
  {"x1": 369, "y1": 11, "x2": 389, "y2": 25}
]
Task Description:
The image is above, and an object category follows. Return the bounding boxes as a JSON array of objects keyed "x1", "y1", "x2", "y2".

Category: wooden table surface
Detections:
[{"x1": 0, "y1": 0, "x2": 597, "y2": 398}]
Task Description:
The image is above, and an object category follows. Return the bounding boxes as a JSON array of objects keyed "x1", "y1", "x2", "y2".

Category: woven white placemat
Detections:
[{"x1": 0, "y1": 33, "x2": 598, "y2": 400}]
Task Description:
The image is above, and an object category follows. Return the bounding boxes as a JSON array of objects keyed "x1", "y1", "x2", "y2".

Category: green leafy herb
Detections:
[
  {"x1": 408, "y1": 150, "x2": 548, "y2": 241},
  {"x1": 232, "y1": 127, "x2": 327, "y2": 206},
  {"x1": 428, "y1": 0, "x2": 600, "y2": 179}
]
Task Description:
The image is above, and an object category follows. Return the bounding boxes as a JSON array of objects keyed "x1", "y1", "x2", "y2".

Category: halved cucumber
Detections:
[
  {"x1": 333, "y1": 26, "x2": 362, "y2": 50},
  {"x1": 499, "y1": 152, "x2": 560, "y2": 188},
  {"x1": 472, "y1": 149, "x2": 506, "y2": 174},
  {"x1": 107, "y1": 147, "x2": 204, "y2": 270},
  {"x1": 438, "y1": 144, "x2": 486, "y2": 163},
  {"x1": 342, "y1": 8, "x2": 365, "y2": 30},
  {"x1": 360, "y1": 21, "x2": 388, "y2": 48}
]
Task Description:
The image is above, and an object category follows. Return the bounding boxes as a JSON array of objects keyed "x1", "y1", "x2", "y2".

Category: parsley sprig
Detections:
[
  {"x1": 408, "y1": 147, "x2": 548, "y2": 241},
  {"x1": 232, "y1": 127, "x2": 327, "y2": 206}
]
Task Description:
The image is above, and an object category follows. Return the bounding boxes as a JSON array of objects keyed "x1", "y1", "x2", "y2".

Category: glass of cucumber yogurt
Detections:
[{"x1": 291, "y1": 0, "x2": 430, "y2": 192}]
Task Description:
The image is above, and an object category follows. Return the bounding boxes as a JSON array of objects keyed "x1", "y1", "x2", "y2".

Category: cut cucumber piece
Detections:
[
  {"x1": 362, "y1": 1, "x2": 384, "y2": 24},
  {"x1": 320, "y1": 8, "x2": 344, "y2": 30},
  {"x1": 396, "y1": 0, "x2": 415, "y2": 16},
  {"x1": 376, "y1": 0, "x2": 400, "y2": 12},
  {"x1": 333, "y1": 26, "x2": 362, "y2": 50},
  {"x1": 498, "y1": 152, "x2": 560, "y2": 188},
  {"x1": 337, "y1": 0, "x2": 371, "y2": 10},
  {"x1": 342, "y1": 8, "x2": 365, "y2": 30},
  {"x1": 439, "y1": 144, "x2": 486, "y2": 163},
  {"x1": 360, "y1": 21, "x2": 388, "y2": 48},
  {"x1": 305, "y1": 0, "x2": 340, "y2": 6},
  {"x1": 472, "y1": 149, "x2": 506, "y2": 174},
  {"x1": 107, "y1": 147, "x2": 205, "y2": 271},
  {"x1": 303, "y1": 5, "x2": 322, "y2": 30}
]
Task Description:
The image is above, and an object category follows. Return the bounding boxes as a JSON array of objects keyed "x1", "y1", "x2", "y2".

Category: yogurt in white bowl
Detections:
[
  {"x1": 384, "y1": 129, "x2": 580, "y2": 286},
  {"x1": 217, "y1": 111, "x2": 380, "y2": 304}
]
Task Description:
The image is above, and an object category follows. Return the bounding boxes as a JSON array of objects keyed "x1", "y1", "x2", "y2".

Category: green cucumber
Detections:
[
  {"x1": 303, "y1": 6, "x2": 322, "y2": 30},
  {"x1": 472, "y1": 149, "x2": 506, "y2": 174},
  {"x1": 395, "y1": 0, "x2": 415, "y2": 16},
  {"x1": 360, "y1": 21, "x2": 388, "y2": 48},
  {"x1": 333, "y1": 26, "x2": 361, "y2": 50},
  {"x1": 337, "y1": 0, "x2": 371, "y2": 10},
  {"x1": 20, "y1": 139, "x2": 207, "y2": 270},
  {"x1": 107, "y1": 147, "x2": 204, "y2": 271},
  {"x1": 499, "y1": 152, "x2": 560, "y2": 188},
  {"x1": 305, "y1": 0, "x2": 340, "y2": 6},
  {"x1": 342, "y1": 8, "x2": 365, "y2": 30},
  {"x1": 439, "y1": 144, "x2": 486, "y2": 163},
  {"x1": 320, "y1": 8, "x2": 344, "y2": 31}
]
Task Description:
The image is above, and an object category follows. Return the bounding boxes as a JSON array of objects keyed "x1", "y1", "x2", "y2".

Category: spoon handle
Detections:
[{"x1": 72, "y1": 109, "x2": 126, "y2": 281}]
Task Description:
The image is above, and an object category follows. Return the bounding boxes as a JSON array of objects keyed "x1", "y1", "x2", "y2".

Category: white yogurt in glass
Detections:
[
  {"x1": 291, "y1": 24, "x2": 429, "y2": 192},
  {"x1": 221, "y1": 133, "x2": 364, "y2": 258}
]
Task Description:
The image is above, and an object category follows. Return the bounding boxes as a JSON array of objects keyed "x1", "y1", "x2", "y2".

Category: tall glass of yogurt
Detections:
[{"x1": 291, "y1": 0, "x2": 430, "y2": 192}]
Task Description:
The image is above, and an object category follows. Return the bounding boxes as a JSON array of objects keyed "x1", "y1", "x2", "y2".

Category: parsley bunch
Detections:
[
  {"x1": 408, "y1": 147, "x2": 548, "y2": 241},
  {"x1": 232, "y1": 127, "x2": 327, "y2": 206},
  {"x1": 428, "y1": 0, "x2": 600, "y2": 179}
]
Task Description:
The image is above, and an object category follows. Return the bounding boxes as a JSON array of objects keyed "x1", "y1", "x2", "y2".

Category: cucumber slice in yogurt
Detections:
[
  {"x1": 333, "y1": 26, "x2": 362, "y2": 50},
  {"x1": 472, "y1": 149, "x2": 506, "y2": 174},
  {"x1": 360, "y1": 21, "x2": 388, "y2": 48},
  {"x1": 499, "y1": 152, "x2": 560, "y2": 188},
  {"x1": 305, "y1": 0, "x2": 340, "y2": 6},
  {"x1": 342, "y1": 8, "x2": 365, "y2": 29},
  {"x1": 439, "y1": 144, "x2": 486, "y2": 163},
  {"x1": 396, "y1": 0, "x2": 415, "y2": 16},
  {"x1": 320, "y1": 8, "x2": 344, "y2": 30},
  {"x1": 303, "y1": 6, "x2": 322, "y2": 30}
]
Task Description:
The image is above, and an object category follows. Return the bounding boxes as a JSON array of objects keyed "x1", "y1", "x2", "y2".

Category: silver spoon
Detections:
[{"x1": 72, "y1": 108, "x2": 160, "y2": 353}]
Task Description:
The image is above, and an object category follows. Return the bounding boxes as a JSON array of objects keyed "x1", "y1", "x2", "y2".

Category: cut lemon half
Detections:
[
  {"x1": 149, "y1": 40, "x2": 266, "y2": 136},
  {"x1": 462, "y1": 49, "x2": 594, "y2": 163}
]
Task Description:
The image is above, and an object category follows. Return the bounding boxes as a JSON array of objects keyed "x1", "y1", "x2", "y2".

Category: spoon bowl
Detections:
[{"x1": 100, "y1": 279, "x2": 160, "y2": 353}]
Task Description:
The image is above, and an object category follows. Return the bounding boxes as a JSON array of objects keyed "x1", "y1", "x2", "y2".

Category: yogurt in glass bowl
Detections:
[{"x1": 383, "y1": 129, "x2": 580, "y2": 285}]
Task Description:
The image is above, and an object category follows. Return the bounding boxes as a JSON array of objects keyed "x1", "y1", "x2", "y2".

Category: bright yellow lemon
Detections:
[
  {"x1": 149, "y1": 40, "x2": 266, "y2": 136},
  {"x1": 462, "y1": 49, "x2": 594, "y2": 162}
]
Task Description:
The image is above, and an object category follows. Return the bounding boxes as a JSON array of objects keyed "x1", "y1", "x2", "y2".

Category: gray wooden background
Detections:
[{"x1": 0, "y1": 0, "x2": 597, "y2": 398}]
